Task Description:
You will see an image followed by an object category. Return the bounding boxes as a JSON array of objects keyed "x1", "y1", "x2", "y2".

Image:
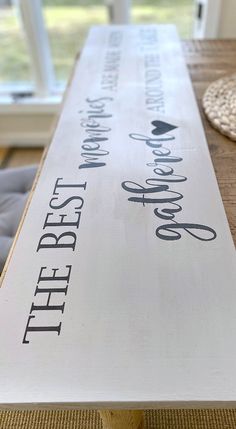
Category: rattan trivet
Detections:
[{"x1": 203, "y1": 73, "x2": 236, "y2": 141}]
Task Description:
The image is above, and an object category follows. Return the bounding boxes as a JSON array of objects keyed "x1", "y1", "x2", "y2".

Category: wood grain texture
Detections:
[
  {"x1": 183, "y1": 40, "x2": 236, "y2": 244},
  {"x1": 0, "y1": 147, "x2": 10, "y2": 167},
  {"x1": 3, "y1": 147, "x2": 44, "y2": 168},
  {"x1": 99, "y1": 410, "x2": 144, "y2": 429}
]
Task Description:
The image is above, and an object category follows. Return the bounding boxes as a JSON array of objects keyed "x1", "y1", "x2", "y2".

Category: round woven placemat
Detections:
[{"x1": 203, "y1": 73, "x2": 236, "y2": 141}]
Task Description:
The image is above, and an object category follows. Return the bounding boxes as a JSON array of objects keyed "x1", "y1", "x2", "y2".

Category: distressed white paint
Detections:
[{"x1": 0, "y1": 25, "x2": 236, "y2": 409}]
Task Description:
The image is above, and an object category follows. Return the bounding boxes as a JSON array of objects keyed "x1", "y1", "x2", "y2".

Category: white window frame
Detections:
[
  {"x1": 1, "y1": 0, "x2": 224, "y2": 106},
  {"x1": 17, "y1": 0, "x2": 55, "y2": 97},
  {"x1": 0, "y1": 0, "x2": 131, "y2": 146},
  {"x1": 0, "y1": 0, "x2": 65, "y2": 114},
  {"x1": 193, "y1": 0, "x2": 222, "y2": 38},
  {"x1": 0, "y1": 0, "x2": 131, "y2": 103}
]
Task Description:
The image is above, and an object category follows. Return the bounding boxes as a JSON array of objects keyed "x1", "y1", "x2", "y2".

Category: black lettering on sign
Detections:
[
  {"x1": 78, "y1": 97, "x2": 113, "y2": 170},
  {"x1": 37, "y1": 232, "x2": 77, "y2": 251},
  {"x1": 22, "y1": 315, "x2": 62, "y2": 345},
  {"x1": 23, "y1": 265, "x2": 72, "y2": 344},
  {"x1": 23, "y1": 176, "x2": 87, "y2": 344},
  {"x1": 121, "y1": 121, "x2": 217, "y2": 242}
]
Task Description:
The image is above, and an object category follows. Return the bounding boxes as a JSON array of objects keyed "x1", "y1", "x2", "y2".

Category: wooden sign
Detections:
[{"x1": 0, "y1": 25, "x2": 236, "y2": 409}]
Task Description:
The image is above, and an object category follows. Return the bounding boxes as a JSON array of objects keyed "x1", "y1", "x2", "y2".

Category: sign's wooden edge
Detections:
[
  {"x1": 0, "y1": 150, "x2": 46, "y2": 286},
  {"x1": 0, "y1": 400, "x2": 236, "y2": 411}
]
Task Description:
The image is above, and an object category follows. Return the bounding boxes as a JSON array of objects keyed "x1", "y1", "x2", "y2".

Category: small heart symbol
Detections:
[{"x1": 151, "y1": 120, "x2": 178, "y2": 136}]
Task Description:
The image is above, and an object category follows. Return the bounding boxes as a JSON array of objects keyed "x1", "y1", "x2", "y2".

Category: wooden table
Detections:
[
  {"x1": 0, "y1": 32, "x2": 236, "y2": 429},
  {"x1": 183, "y1": 39, "x2": 236, "y2": 244}
]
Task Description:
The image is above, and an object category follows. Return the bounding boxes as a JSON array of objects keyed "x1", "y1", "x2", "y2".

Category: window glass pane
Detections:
[
  {"x1": 132, "y1": 0, "x2": 194, "y2": 38},
  {"x1": 42, "y1": 0, "x2": 108, "y2": 83},
  {"x1": 0, "y1": 0, "x2": 32, "y2": 87}
]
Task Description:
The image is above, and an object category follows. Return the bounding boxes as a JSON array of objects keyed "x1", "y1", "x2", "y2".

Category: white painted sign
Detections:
[{"x1": 0, "y1": 25, "x2": 236, "y2": 408}]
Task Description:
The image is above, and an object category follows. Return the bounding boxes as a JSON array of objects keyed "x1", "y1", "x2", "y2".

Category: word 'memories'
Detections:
[{"x1": 79, "y1": 97, "x2": 113, "y2": 170}]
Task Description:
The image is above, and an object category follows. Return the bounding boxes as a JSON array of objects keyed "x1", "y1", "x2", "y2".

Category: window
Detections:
[
  {"x1": 0, "y1": 0, "x2": 220, "y2": 147},
  {"x1": 42, "y1": 0, "x2": 108, "y2": 84},
  {"x1": 132, "y1": 0, "x2": 195, "y2": 38},
  {"x1": 1, "y1": 0, "x2": 220, "y2": 104},
  {"x1": 0, "y1": 0, "x2": 33, "y2": 92}
]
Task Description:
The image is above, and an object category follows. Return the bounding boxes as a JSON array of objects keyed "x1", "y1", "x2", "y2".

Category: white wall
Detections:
[
  {"x1": 218, "y1": 0, "x2": 236, "y2": 38},
  {"x1": 0, "y1": 113, "x2": 55, "y2": 146},
  {"x1": 194, "y1": 0, "x2": 236, "y2": 39}
]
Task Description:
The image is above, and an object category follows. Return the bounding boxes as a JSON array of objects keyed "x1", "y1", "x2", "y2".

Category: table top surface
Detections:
[
  {"x1": 0, "y1": 29, "x2": 235, "y2": 410},
  {"x1": 183, "y1": 39, "x2": 236, "y2": 244}
]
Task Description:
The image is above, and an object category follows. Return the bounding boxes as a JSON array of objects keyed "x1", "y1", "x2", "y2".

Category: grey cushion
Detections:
[{"x1": 0, "y1": 165, "x2": 37, "y2": 272}]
